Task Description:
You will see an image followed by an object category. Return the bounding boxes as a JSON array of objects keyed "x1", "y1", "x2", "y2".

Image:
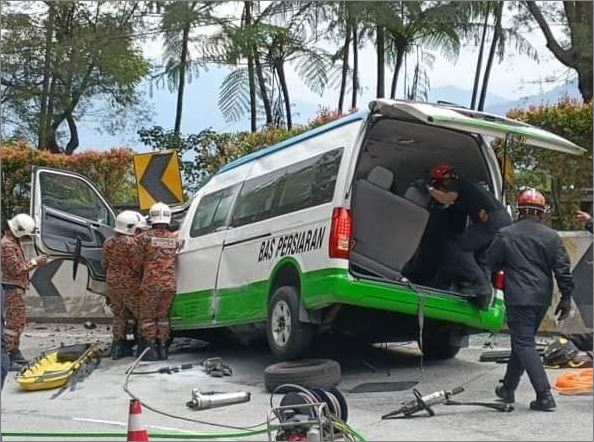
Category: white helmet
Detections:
[
  {"x1": 149, "y1": 202, "x2": 171, "y2": 225},
  {"x1": 8, "y1": 214, "x2": 36, "y2": 238},
  {"x1": 131, "y1": 211, "x2": 148, "y2": 231},
  {"x1": 114, "y1": 210, "x2": 140, "y2": 236}
]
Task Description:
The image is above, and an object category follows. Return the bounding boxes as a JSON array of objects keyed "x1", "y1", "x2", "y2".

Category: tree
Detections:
[
  {"x1": 382, "y1": 2, "x2": 461, "y2": 100},
  {"x1": 1, "y1": 1, "x2": 150, "y2": 154},
  {"x1": 524, "y1": 1, "x2": 593, "y2": 102},
  {"x1": 477, "y1": 1, "x2": 503, "y2": 111},
  {"x1": 157, "y1": 1, "x2": 216, "y2": 137}
]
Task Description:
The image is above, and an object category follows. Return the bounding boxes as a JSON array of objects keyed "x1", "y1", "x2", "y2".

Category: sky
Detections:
[{"x1": 71, "y1": 2, "x2": 578, "y2": 151}]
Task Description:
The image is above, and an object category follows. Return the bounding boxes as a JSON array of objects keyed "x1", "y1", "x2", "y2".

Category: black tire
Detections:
[
  {"x1": 266, "y1": 286, "x2": 315, "y2": 360},
  {"x1": 264, "y1": 359, "x2": 341, "y2": 393},
  {"x1": 421, "y1": 333, "x2": 461, "y2": 360}
]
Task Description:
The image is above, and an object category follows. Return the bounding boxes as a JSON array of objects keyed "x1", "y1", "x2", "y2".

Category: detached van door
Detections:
[
  {"x1": 370, "y1": 100, "x2": 586, "y2": 155},
  {"x1": 31, "y1": 167, "x2": 116, "y2": 294}
]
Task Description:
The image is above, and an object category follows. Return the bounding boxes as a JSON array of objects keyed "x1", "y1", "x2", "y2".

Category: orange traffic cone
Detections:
[{"x1": 127, "y1": 399, "x2": 149, "y2": 441}]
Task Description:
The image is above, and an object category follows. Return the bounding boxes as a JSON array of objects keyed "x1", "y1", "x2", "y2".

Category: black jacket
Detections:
[{"x1": 486, "y1": 218, "x2": 574, "y2": 306}]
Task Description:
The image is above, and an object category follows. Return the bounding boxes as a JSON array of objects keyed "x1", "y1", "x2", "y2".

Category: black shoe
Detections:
[
  {"x1": 157, "y1": 340, "x2": 168, "y2": 361},
  {"x1": 495, "y1": 383, "x2": 515, "y2": 403},
  {"x1": 9, "y1": 349, "x2": 27, "y2": 365},
  {"x1": 530, "y1": 392, "x2": 556, "y2": 411},
  {"x1": 140, "y1": 341, "x2": 160, "y2": 362},
  {"x1": 111, "y1": 340, "x2": 133, "y2": 360}
]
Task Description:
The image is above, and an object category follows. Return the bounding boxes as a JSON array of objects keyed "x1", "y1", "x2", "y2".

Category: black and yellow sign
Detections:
[{"x1": 133, "y1": 150, "x2": 184, "y2": 210}]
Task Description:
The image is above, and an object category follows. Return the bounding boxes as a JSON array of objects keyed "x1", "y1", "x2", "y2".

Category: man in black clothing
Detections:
[
  {"x1": 486, "y1": 188, "x2": 574, "y2": 411},
  {"x1": 426, "y1": 163, "x2": 512, "y2": 299}
]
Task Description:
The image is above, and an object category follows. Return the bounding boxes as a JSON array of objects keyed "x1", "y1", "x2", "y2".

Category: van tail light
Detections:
[
  {"x1": 493, "y1": 271, "x2": 505, "y2": 291},
  {"x1": 329, "y1": 208, "x2": 352, "y2": 259}
]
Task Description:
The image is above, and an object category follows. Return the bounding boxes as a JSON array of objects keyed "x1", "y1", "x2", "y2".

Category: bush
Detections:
[
  {"x1": 501, "y1": 99, "x2": 593, "y2": 230},
  {"x1": 1, "y1": 141, "x2": 136, "y2": 221}
]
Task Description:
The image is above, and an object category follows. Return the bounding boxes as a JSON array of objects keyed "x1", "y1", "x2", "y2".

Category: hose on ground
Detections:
[{"x1": 553, "y1": 368, "x2": 593, "y2": 395}]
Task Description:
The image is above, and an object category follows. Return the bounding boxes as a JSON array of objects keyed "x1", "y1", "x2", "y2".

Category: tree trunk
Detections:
[
  {"x1": 255, "y1": 53, "x2": 273, "y2": 125},
  {"x1": 376, "y1": 25, "x2": 385, "y2": 98},
  {"x1": 577, "y1": 62, "x2": 593, "y2": 103},
  {"x1": 38, "y1": 3, "x2": 55, "y2": 150},
  {"x1": 351, "y1": 25, "x2": 359, "y2": 110},
  {"x1": 471, "y1": 6, "x2": 490, "y2": 110},
  {"x1": 64, "y1": 113, "x2": 79, "y2": 154},
  {"x1": 244, "y1": 1, "x2": 257, "y2": 132},
  {"x1": 45, "y1": 74, "x2": 59, "y2": 153},
  {"x1": 478, "y1": 2, "x2": 503, "y2": 111},
  {"x1": 276, "y1": 63, "x2": 292, "y2": 129},
  {"x1": 174, "y1": 23, "x2": 190, "y2": 137},
  {"x1": 338, "y1": 24, "x2": 351, "y2": 112},
  {"x1": 389, "y1": 45, "x2": 405, "y2": 99}
]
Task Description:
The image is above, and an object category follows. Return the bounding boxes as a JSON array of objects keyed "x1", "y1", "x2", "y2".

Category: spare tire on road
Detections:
[{"x1": 264, "y1": 359, "x2": 341, "y2": 393}]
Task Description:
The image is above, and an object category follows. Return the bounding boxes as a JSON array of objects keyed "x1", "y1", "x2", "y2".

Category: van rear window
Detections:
[{"x1": 231, "y1": 148, "x2": 343, "y2": 227}]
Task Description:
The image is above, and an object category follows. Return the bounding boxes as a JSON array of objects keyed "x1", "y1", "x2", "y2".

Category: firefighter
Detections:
[
  {"x1": 487, "y1": 188, "x2": 574, "y2": 411},
  {"x1": 1, "y1": 214, "x2": 47, "y2": 368},
  {"x1": 427, "y1": 163, "x2": 511, "y2": 302},
  {"x1": 102, "y1": 211, "x2": 144, "y2": 359},
  {"x1": 134, "y1": 202, "x2": 178, "y2": 361}
]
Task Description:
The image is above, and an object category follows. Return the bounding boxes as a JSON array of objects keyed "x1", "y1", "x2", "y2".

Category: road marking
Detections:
[{"x1": 73, "y1": 417, "x2": 196, "y2": 433}]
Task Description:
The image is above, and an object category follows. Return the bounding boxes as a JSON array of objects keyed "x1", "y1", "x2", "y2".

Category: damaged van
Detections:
[{"x1": 31, "y1": 99, "x2": 585, "y2": 361}]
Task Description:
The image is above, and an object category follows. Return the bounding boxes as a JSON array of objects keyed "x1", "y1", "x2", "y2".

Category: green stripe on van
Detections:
[{"x1": 170, "y1": 268, "x2": 505, "y2": 332}]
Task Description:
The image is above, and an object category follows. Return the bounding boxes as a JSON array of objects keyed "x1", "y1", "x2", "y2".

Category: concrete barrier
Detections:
[{"x1": 22, "y1": 233, "x2": 592, "y2": 332}]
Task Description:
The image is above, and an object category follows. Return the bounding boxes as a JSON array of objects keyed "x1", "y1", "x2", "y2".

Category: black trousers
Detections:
[
  {"x1": 436, "y1": 209, "x2": 511, "y2": 292},
  {"x1": 503, "y1": 305, "x2": 551, "y2": 394}
]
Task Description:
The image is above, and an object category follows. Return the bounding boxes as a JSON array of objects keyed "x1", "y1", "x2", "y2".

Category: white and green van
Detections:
[{"x1": 31, "y1": 99, "x2": 585, "y2": 360}]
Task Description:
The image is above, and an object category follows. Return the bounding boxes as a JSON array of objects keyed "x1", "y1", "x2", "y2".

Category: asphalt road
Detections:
[{"x1": 1, "y1": 323, "x2": 592, "y2": 441}]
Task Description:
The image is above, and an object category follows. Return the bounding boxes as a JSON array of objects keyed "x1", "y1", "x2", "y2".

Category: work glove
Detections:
[{"x1": 555, "y1": 297, "x2": 572, "y2": 321}]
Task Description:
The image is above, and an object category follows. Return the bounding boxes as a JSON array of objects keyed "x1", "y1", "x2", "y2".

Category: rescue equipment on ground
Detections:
[
  {"x1": 202, "y1": 357, "x2": 232, "y2": 377},
  {"x1": 186, "y1": 389, "x2": 251, "y2": 410},
  {"x1": 543, "y1": 337, "x2": 592, "y2": 368},
  {"x1": 267, "y1": 384, "x2": 363, "y2": 441},
  {"x1": 553, "y1": 368, "x2": 593, "y2": 395},
  {"x1": 16, "y1": 343, "x2": 101, "y2": 393},
  {"x1": 382, "y1": 386, "x2": 512, "y2": 419}
]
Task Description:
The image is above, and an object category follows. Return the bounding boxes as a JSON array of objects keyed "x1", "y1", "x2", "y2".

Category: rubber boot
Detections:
[
  {"x1": 140, "y1": 339, "x2": 159, "y2": 362},
  {"x1": 111, "y1": 340, "x2": 133, "y2": 360},
  {"x1": 157, "y1": 339, "x2": 168, "y2": 361},
  {"x1": 530, "y1": 391, "x2": 556, "y2": 411},
  {"x1": 495, "y1": 382, "x2": 515, "y2": 403}
]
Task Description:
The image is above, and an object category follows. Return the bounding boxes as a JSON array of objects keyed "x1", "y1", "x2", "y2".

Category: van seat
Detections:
[{"x1": 351, "y1": 166, "x2": 430, "y2": 281}]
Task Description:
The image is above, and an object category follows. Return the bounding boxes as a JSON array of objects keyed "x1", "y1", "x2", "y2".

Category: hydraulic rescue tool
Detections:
[
  {"x1": 186, "y1": 389, "x2": 251, "y2": 410},
  {"x1": 382, "y1": 386, "x2": 513, "y2": 419}
]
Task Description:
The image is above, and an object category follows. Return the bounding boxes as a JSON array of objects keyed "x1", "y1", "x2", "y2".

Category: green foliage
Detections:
[
  {"x1": 1, "y1": 141, "x2": 136, "y2": 221},
  {"x1": 500, "y1": 99, "x2": 593, "y2": 229},
  {"x1": 1, "y1": 2, "x2": 150, "y2": 153},
  {"x1": 138, "y1": 108, "x2": 353, "y2": 192}
]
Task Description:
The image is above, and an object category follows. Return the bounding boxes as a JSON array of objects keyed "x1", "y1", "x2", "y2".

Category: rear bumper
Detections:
[{"x1": 301, "y1": 268, "x2": 505, "y2": 332}]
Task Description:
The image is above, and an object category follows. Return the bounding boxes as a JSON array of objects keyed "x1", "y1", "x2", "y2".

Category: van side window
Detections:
[
  {"x1": 190, "y1": 185, "x2": 238, "y2": 237},
  {"x1": 231, "y1": 147, "x2": 343, "y2": 227}
]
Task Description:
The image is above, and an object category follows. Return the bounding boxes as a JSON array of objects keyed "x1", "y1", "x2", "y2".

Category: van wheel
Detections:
[
  {"x1": 420, "y1": 333, "x2": 461, "y2": 360},
  {"x1": 267, "y1": 286, "x2": 314, "y2": 361}
]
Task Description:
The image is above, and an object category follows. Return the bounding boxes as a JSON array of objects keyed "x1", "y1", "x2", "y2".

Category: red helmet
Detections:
[
  {"x1": 517, "y1": 188, "x2": 546, "y2": 212},
  {"x1": 431, "y1": 162, "x2": 455, "y2": 181}
]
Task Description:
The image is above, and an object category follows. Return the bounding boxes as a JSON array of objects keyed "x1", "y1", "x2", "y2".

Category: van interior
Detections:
[{"x1": 349, "y1": 115, "x2": 496, "y2": 295}]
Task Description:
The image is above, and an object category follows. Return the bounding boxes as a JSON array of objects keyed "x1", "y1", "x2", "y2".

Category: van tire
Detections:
[
  {"x1": 264, "y1": 359, "x2": 341, "y2": 393},
  {"x1": 420, "y1": 333, "x2": 462, "y2": 360},
  {"x1": 267, "y1": 286, "x2": 314, "y2": 360}
]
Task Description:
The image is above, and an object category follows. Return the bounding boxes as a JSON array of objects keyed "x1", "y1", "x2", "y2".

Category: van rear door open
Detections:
[{"x1": 370, "y1": 100, "x2": 586, "y2": 155}]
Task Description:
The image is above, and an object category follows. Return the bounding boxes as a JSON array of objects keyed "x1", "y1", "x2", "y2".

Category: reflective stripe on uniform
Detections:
[
  {"x1": 140, "y1": 321, "x2": 156, "y2": 330},
  {"x1": 4, "y1": 328, "x2": 19, "y2": 336}
]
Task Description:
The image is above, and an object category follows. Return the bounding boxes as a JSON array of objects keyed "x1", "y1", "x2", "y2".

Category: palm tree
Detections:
[
  {"x1": 159, "y1": 1, "x2": 215, "y2": 137},
  {"x1": 381, "y1": 2, "x2": 461, "y2": 101}
]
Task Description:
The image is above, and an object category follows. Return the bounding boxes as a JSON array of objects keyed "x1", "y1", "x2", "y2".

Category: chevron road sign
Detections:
[{"x1": 133, "y1": 150, "x2": 184, "y2": 210}]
